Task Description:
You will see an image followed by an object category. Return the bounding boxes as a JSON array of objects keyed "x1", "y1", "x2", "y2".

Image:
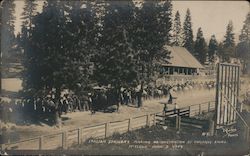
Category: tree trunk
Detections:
[
  {"x1": 116, "y1": 86, "x2": 121, "y2": 111},
  {"x1": 243, "y1": 60, "x2": 248, "y2": 74},
  {"x1": 54, "y1": 87, "x2": 61, "y2": 126},
  {"x1": 138, "y1": 81, "x2": 144, "y2": 108}
]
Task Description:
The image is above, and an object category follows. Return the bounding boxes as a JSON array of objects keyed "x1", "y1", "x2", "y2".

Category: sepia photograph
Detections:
[{"x1": 0, "y1": 0, "x2": 250, "y2": 155}]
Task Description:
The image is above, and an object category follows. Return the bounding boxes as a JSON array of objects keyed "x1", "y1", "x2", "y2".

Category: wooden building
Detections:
[{"x1": 160, "y1": 46, "x2": 204, "y2": 75}]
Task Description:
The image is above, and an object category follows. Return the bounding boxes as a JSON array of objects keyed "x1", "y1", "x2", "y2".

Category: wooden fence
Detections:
[
  {"x1": 156, "y1": 101, "x2": 216, "y2": 130},
  {"x1": 189, "y1": 101, "x2": 216, "y2": 117},
  {"x1": 0, "y1": 101, "x2": 215, "y2": 150}
]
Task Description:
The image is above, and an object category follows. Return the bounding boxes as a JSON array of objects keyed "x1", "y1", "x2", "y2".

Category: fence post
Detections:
[
  {"x1": 39, "y1": 136, "x2": 43, "y2": 150},
  {"x1": 189, "y1": 106, "x2": 191, "y2": 117},
  {"x1": 128, "y1": 118, "x2": 133, "y2": 131},
  {"x1": 178, "y1": 115, "x2": 181, "y2": 131},
  {"x1": 154, "y1": 113, "x2": 157, "y2": 125},
  {"x1": 208, "y1": 102, "x2": 211, "y2": 112},
  {"x1": 208, "y1": 120, "x2": 214, "y2": 136},
  {"x1": 199, "y1": 104, "x2": 201, "y2": 115},
  {"x1": 78, "y1": 128, "x2": 82, "y2": 145},
  {"x1": 62, "y1": 131, "x2": 67, "y2": 149},
  {"x1": 0, "y1": 144, "x2": 6, "y2": 151},
  {"x1": 246, "y1": 127, "x2": 249, "y2": 142},
  {"x1": 176, "y1": 109, "x2": 180, "y2": 130},
  {"x1": 105, "y1": 122, "x2": 110, "y2": 138},
  {"x1": 146, "y1": 114, "x2": 150, "y2": 126}
]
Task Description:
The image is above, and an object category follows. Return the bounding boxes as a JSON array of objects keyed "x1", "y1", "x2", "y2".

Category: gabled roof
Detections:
[{"x1": 162, "y1": 45, "x2": 204, "y2": 69}]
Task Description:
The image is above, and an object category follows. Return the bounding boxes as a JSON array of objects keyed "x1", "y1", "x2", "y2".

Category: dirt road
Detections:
[{"x1": 3, "y1": 88, "x2": 215, "y2": 142}]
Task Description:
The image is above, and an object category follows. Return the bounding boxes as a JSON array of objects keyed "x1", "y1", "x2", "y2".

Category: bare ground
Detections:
[{"x1": 3, "y1": 89, "x2": 215, "y2": 142}]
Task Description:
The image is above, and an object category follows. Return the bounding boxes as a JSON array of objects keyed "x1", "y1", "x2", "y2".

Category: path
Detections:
[{"x1": 3, "y1": 88, "x2": 215, "y2": 142}]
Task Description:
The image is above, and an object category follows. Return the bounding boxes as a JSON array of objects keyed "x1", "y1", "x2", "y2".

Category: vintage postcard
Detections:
[{"x1": 1, "y1": 0, "x2": 250, "y2": 155}]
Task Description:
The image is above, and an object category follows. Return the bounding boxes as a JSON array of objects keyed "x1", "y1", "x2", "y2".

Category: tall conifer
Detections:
[
  {"x1": 172, "y1": 11, "x2": 183, "y2": 46},
  {"x1": 183, "y1": 8, "x2": 194, "y2": 54}
]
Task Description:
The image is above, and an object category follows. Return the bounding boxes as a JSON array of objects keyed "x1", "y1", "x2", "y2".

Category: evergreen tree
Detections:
[
  {"x1": 131, "y1": 1, "x2": 172, "y2": 107},
  {"x1": 172, "y1": 11, "x2": 183, "y2": 46},
  {"x1": 65, "y1": 1, "x2": 97, "y2": 92},
  {"x1": 194, "y1": 27, "x2": 207, "y2": 64},
  {"x1": 92, "y1": 1, "x2": 106, "y2": 39},
  {"x1": 157, "y1": 1, "x2": 173, "y2": 45},
  {"x1": 220, "y1": 20, "x2": 235, "y2": 62},
  {"x1": 22, "y1": 0, "x2": 98, "y2": 98},
  {"x1": 22, "y1": 0, "x2": 70, "y2": 98},
  {"x1": 0, "y1": 1, "x2": 2, "y2": 89},
  {"x1": 93, "y1": 1, "x2": 137, "y2": 88},
  {"x1": 132, "y1": 1, "x2": 172, "y2": 82},
  {"x1": 1, "y1": 0, "x2": 16, "y2": 61},
  {"x1": 21, "y1": 0, "x2": 173, "y2": 110},
  {"x1": 21, "y1": 0, "x2": 38, "y2": 29},
  {"x1": 236, "y1": 12, "x2": 250, "y2": 74},
  {"x1": 183, "y1": 8, "x2": 194, "y2": 54},
  {"x1": 0, "y1": 1, "x2": 1, "y2": 35},
  {"x1": 208, "y1": 35, "x2": 218, "y2": 62},
  {"x1": 239, "y1": 12, "x2": 250, "y2": 42},
  {"x1": 92, "y1": 1, "x2": 172, "y2": 107},
  {"x1": 19, "y1": 0, "x2": 38, "y2": 70},
  {"x1": 217, "y1": 42, "x2": 224, "y2": 60},
  {"x1": 223, "y1": 21, "x2": 235, "y2": 48}
]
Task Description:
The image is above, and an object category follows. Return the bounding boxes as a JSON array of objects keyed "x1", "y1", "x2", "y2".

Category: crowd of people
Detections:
[{"x1": 0, "y1": 80, "x2": 216, "y2": 124}]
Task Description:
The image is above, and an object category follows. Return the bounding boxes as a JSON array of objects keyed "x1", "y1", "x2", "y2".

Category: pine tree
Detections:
[
  {"x1": 0, "y1": 1, "x2": 2, "y2": 89},
  {"x1": 1, "y1": 0, "x2": 16, "y2": 61},
  {"x1": 208, "y1": 35, "x2": 218, "y2": 62},
  {"x1": 220, "y1": 21, "x2": 236, "y2": 62},
  {"x1": 22, "y1": 0, "x2": 99, "y2": 96},
  {"x1": 21, "y1": 0, "x2": 38, "y2": 30},
  {"x1": 21, "y1": 1, "x2": 173, "y2": 110},
  {"x1": 183, "y1": 8, "x2": 194, "y2": 54},
  {"x1": 172, "y1": 11, "x2": 183, "y2": 46},
  {"x1": 0, "y1": 2, "x2": 2, "y2": 52},
  {"x1": 239, "y1": 12, "x2": 250, "y2": 42},
  {"x1": 132, "y1": 1, "x2": 172, "y2": 81},
  {"x1": 223, "y1": 21, "x2": 235, "y2": 48},
  {"x1": 217, "y1": 42, "x2": 224, "y2": 60},
  {"x1": 194, "y1": 27, "x2": 207, "y2": 64},
  {"x1": 157, "y1": 0, "x2": 173, "y2": 45},
  {"x1": 236, "y1": 12, "x2": 250, "y2": 74},
  {"x1": 19, "y1": 0, "x2": 38, "y2": 71},
  {"x1": 65, "y1": 1, "x2": 96, "y2": 92},
  {"x1": 22, "y1": 0, "x2": 69, "y2": 98},
  {"x1": 131, "y1": 1, "x2": 172, "y2": 107},
  {"x1": 92, "y1": 1, "x2": 172, "y2": 107},
  {"x1": 92, "y1": 1, "x2": 106, "y2": 38},
  {"x1": 93, "y1": 1, "x2": 137, "y2": 88}
]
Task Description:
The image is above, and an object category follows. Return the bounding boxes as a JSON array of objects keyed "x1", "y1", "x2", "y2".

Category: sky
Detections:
[
  {"x1": 172, "y1": 1, "x2": 249, "y2": 42},
  {"x1": 14, "y1": 0, "x2": 250, "y2": 42}
]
